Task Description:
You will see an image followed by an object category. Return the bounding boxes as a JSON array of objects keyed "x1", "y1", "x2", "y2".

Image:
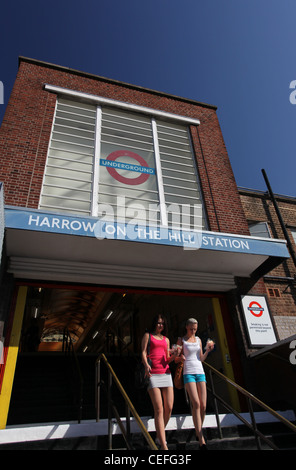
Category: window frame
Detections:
[
  {"x1": 248, "y1": 221, "x2": 271, "y2": 239},
  {"x1": 291, "y1": 228, "x2": 296, "y2": 246},
  {"x1": 42, "y1": 84, "x2": 205, "y2": 230}
]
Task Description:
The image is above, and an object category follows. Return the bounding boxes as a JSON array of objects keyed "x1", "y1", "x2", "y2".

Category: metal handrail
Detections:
[
  {"x1": 62, "y1": 328, "x2": 84, "y2": 423},
  {"x1": 96, "y1": 353, "x2": 157, "y2": 450},
  {"x1": 204, "y1": 362, "x2": 296, "y2": 450}
]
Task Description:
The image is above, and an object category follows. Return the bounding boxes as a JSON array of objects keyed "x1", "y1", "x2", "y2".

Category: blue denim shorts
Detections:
[{"x1": 183, "y1": 373, "x2": 206, "y2": 384}]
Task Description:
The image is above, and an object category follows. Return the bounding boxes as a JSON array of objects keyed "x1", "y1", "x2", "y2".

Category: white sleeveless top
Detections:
[{"x1": 182, "y1": 337, "x2": 204, "y2": 375}]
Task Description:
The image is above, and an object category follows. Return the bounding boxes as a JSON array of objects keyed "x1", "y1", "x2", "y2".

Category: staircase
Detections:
[
  {"x1": 97, "y1": 411, "x2": 296, "y2": 450},
  {"x1": 3, "y1": 353, "x2": 296, "y2": 450}
]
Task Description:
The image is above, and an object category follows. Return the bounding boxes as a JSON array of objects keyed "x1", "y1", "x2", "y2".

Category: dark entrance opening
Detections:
[{"x1": 8, "y1": 284, "x2": 237, "y2": 425}]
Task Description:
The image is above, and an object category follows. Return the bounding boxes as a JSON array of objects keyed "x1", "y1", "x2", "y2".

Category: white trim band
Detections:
[{"x1": 44, "y1": 84, "x2": 200, "y2": 126}]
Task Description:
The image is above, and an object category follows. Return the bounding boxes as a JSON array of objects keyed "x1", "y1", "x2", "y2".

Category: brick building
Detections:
[
  {"x1": 0, "y1": 57, "x2": 293, "y2": 429},
  {"x1": 238, "y1": 187, "x2": 296, "y2": 410},
  {"x1": 239, "y1": 187, "x2": 296, "y2": 339}
]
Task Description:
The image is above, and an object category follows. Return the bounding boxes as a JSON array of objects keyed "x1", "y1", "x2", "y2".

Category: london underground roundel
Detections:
[
  {"x1": 247, "y1": 301, "x2": 264, "y2": 317},
  {"x1": 102, "y1": 150, "x2": 154, "y2": 186}
]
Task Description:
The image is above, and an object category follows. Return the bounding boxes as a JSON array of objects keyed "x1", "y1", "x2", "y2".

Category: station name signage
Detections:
[{"x1": 4, "y1": 208, "x2": 289, "y2": 257}]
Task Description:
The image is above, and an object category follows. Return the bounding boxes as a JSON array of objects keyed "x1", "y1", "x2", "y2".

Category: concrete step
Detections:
[{"x1": 0, "y1": 410, "x2": 295, "y2": 450}]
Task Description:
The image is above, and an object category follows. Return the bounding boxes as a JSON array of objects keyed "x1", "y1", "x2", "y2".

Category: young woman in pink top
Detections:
[{"x1": 141, "y1": 314, "x2": 176, "y2": 450}]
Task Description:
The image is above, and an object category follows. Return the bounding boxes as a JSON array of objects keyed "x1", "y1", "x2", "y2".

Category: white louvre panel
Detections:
[
  {"x1": 98, "y1": 107, "x2": 161, "y2": 225},
  {"x1": 39, "y1": 98, "x2": 96, "y2": 215},
  {"x1": 39, "y1": 94, "x2": 206, "y2": 229},
  {"x1": 156, "y1": 120, "x2": 206, "y2": 231}
]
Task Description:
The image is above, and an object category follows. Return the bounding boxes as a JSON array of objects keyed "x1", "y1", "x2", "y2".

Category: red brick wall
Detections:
[
  {"x1": 0, "y1": 58, "x2": 249, "y2": 236},
  {"x1": 239, "y1": 189, "x2": 296, "y2": 338},
  {"x1": 240, "y1": 190, "x2": 296, "y2": 278}
]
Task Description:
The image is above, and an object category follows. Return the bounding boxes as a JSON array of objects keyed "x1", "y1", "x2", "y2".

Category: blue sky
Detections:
[{"x1": 0, "y1": 0, "x2": 295, "y2": 196}]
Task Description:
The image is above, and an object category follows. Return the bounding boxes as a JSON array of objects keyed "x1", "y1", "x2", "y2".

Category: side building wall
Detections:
[{"x1": 239, "y1": 188, "x2": 296, "y2": 340}]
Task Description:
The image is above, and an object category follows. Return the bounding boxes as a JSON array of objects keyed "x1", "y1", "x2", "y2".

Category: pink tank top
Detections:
[{"x1": 149, "y1": 335, "x2": 169, "y2": 374}]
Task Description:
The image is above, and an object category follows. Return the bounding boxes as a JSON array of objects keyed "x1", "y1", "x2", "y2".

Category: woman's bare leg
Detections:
[
  {"x1": 161, "y1": 386, "x2": 174, "y2": 428},
  {"x1": 148, "y1": 387, "x2": 168, "y2": 450},
  {"x1": 197, "y1": 381, "x2": 207, "y2": 424},
  {"x1": 185, "y1": 382, "x2": 205, "y2": 446}
]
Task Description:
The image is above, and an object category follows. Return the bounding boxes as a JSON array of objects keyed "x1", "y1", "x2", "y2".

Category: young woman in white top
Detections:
[{"x1": 176, "y1": 318, "x2": 214, "y2": 450}]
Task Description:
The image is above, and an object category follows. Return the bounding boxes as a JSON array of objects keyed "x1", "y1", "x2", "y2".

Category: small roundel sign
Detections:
[
  {"x1": 247, "y1": 301, "x2": 264, "y2": 317},
  {"x1": 100, "y1": 150, "x2": 155, "y2": 186}
]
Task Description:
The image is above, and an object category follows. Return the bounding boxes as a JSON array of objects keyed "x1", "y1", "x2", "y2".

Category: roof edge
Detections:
[
  {"x1": 238, "y1": 186, "x2": 296, "y2": 202},
  {"x1": 18, "y1": 56, "x2": 218, "y2": 111}
]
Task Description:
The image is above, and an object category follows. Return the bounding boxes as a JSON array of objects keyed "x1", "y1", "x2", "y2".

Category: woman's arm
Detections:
[
  {"x1": 200, "y1": 338, "x2": 214, "y2": 362},
  {"x1": 141, "y1": 332, "x2": 152, "y2": 376},
  {"x1": 166, "y1": 337, "x2": 176, "y2": 363}
]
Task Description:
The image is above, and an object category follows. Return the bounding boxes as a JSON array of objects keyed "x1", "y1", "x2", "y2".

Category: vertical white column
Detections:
[
  {"x1": 152, "y1": 118, "x2": 167, "y2": 227},
  {"x1": 91, "y1": 106, "x2": 102, "y2": 217}
]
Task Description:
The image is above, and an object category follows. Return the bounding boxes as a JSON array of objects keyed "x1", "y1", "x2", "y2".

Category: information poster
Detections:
[{"x1": 241, "y1": 295, "x2": 277, "y2": 347}]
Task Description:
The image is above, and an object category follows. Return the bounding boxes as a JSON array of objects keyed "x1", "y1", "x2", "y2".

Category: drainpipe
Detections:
[{"x1": 261, "y1": 169, "x2": 296, "y2": 269}]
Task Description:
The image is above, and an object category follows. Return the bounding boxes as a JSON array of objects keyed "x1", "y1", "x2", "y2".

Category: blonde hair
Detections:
[{"x1": 186, "y1": 318, "x2": 198, "y2": 326}]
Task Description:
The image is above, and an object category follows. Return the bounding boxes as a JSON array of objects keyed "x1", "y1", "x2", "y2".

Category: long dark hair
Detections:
[{"x1": 149, "y1": 314, "x2": 168, "y2": 337}]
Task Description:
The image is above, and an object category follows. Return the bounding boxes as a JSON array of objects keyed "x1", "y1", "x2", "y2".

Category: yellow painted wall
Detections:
[
  {"x1": 211, "y1": 297, "x2": 240, "y2": 411},
  {"x1": 0, "y1": 286, "x2": 27, "y2": 429}
]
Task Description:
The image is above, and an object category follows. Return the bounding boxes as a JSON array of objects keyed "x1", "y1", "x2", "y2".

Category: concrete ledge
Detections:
[{"x1": 0, "y1": 410, "x2": 294, "y2": 445}]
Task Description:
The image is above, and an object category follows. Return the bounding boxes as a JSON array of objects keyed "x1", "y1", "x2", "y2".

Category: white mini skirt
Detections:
[{"x1": 148, "y1": 373, "x2": 173, "y2": 390}]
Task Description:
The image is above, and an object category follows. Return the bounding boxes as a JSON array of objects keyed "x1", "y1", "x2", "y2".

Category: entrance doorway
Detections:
[{"x1": 7, "y1": 284, "x2": 241, "y2": 425}]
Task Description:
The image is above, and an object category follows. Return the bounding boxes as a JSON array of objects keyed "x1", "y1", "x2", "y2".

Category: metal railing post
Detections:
[
  {"x1": 208, "y1": 369, "x2": 223, "y2": 439},
  {"x1": 95, "y1": 357, "x2": 101, "y2": 422},
  {"x1": 248, "y1": 398, "x2": 262, "y2": 450},
  {"x1": 126, "y1": 403, "x2": 131, "y2": 442},
  {"x1": 107, "y1": 369, "x2": 112, "y2": 450}
]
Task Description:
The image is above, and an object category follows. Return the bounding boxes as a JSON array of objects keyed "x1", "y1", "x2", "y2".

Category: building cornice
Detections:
[
  {"x1": 18, "y1": 56, "x2": 218, "y2": 111},
  {"x1": 238, "y1": 187, "x2": 296, "y2": 203}
]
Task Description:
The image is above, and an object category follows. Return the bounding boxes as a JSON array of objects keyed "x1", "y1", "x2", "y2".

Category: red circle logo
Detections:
[
  {"x1": 248, "y1": 301, "x2": 264, "y2": 317},
  {"x1": 105, "y1": 150, "x2": 151, "y2": 186}
]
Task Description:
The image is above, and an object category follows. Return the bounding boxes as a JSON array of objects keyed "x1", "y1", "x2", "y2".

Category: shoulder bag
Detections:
[{"x1": 174, "y1": 359, "x2": 184, "y2": 389}]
